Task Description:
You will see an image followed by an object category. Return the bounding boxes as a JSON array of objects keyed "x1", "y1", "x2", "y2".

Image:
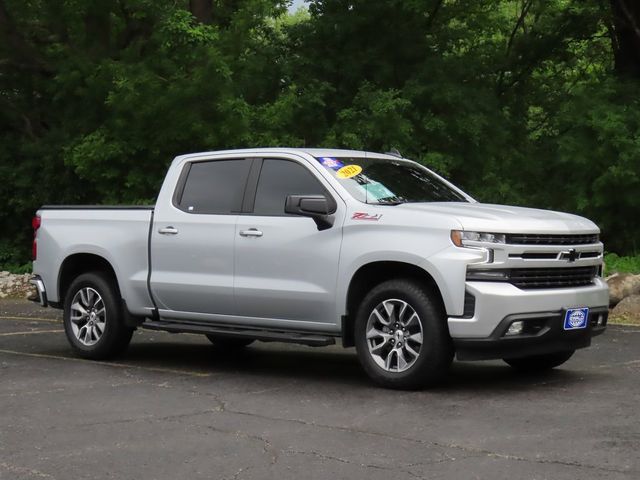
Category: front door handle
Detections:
[
  {"x1": 239, "y1": 228, "x2": 263, "y2": 238},
  {"x1": 158, "y1": 226, "x2": 179, "y2": 235}
]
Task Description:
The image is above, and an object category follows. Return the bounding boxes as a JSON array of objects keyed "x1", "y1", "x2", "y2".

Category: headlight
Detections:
[{"x1": 451, "y1": 230, "x2": 506, "y2": 247}]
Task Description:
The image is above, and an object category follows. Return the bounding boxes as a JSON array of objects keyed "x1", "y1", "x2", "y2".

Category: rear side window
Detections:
[
  {"x1": 177, "y1": 159, "x2": 251, "y2": 214},
  {"x1": 253, "y1": 159, "x2": 327, "y2": 215}
]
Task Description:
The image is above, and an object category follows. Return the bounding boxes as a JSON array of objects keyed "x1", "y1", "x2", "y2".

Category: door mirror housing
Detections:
[{"x1": 285, "y1": 195, "x2": 336, "y2": 230}]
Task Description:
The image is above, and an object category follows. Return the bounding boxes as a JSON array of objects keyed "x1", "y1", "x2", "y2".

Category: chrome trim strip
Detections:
[{"x1": 29, "y1": 276, "x2": 48, "y2": 307}]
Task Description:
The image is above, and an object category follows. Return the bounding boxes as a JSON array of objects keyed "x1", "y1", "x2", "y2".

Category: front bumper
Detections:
[
  {"x1": 453, "y1": 307, "x2": 607, "y2": 360},
  {"x1": 448, "y1": 278, "x2": 609, "y2": 360}
]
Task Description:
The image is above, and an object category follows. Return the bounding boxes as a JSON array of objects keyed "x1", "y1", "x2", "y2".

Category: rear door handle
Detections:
[
  {"x1": 239, "y1": 228, "x2": 263, "y2": 238},
  {"x1": 158, "y1": 226, "x2": 179, "y2": 235}
]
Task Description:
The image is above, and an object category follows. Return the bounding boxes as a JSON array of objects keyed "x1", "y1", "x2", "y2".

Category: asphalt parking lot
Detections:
[{"x1": 1, "y1": 300, "x2": 639, "y2": 479}]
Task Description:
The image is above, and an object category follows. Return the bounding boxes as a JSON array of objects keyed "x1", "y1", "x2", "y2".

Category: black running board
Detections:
[{"x1": 142, "y1": 320, "x2": 336, "y2": 347}]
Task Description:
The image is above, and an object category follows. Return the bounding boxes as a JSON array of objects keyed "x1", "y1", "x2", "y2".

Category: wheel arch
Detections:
[
  {"x1": 58, "y1": 253, "x2": 121, "y2": 305},
  {"x1": 57, "y1": 253, "x2": 144, "y2": 327},
  {"x1": 341, "y1": 260, "x2": 447, "y2": 347}
]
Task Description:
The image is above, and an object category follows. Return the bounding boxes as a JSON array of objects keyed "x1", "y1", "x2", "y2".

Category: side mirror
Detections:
[{"x1": 285, "y1": 194, "x2": 336, "y2": 230}]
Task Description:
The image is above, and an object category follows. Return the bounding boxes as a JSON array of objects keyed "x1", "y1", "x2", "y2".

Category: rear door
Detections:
[
  {"x1": 150, "y1": 157, "x2": 252, "y2": 317},
  {"x1": 234, "y1": 157, "x2": 345, "y2": 327}
]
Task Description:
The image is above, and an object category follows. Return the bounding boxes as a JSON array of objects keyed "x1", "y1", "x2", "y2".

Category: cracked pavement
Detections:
[{"x1": 1, "y1": 299, "x2": 639, "y2": 479}]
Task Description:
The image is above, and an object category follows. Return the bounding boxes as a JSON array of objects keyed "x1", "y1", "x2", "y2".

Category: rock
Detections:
[
  {"x1": 606, "y1": 273, "x2": 640, "y2": 306},
  {"x1": 611, "y1": 294, "x2": 640, "y2": 318},
  {"x1": 0, "y1": 272, "x2": 35, "y2": 299}
]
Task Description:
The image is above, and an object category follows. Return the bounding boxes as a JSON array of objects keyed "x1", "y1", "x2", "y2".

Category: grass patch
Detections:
[
  {"x1": 608, "y1": 313, "x2": 640, "y2": 326},
  {"x1": 604, "y1": 253, "x2": 640, "y2": 276}
]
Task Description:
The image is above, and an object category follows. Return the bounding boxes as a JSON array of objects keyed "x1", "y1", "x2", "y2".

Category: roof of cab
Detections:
[{"x1": 175, "y1": 147, "x2": 402, "y2": 162}]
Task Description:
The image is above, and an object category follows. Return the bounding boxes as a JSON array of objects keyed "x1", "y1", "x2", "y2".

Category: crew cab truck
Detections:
[{"x1": 30, "y1": 148, "x2": 609, "y2": 389}]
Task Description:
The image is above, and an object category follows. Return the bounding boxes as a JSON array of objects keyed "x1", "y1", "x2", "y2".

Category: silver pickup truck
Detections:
[{"x1": 31, "y1": 148, "x2": 609, "y2": 389}]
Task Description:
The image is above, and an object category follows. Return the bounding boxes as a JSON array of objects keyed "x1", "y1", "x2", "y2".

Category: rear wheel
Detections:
[
  {"x1": 503, "y1": 350, "x2": 575, "y2": 372},
  {"x1": 354, "y1": 279, "x2": 453, "y2": 390},
  {"x1": 63, "y1": 272, "x2": 133, "y2": 359},
  {"x1": 205, "y1": 335, "x2": 254, "y2": 349}
]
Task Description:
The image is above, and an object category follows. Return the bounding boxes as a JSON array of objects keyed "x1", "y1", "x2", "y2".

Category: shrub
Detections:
[{"x1": 604, "y1": 253, "x2": 640, "y2": 276}]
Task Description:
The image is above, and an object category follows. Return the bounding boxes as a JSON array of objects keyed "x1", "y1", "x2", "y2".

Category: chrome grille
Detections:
[
  {"x1": 467, "y1": 266, "x2": 599, "y2": 289},
  {"x1": 505, "y1": 233, "x2": 599, "y2": 245},
  {"x1": 509, "y1": 266, "x2": 598, "y2": 289},
  {"x1": 508, "y1": 251, "x2": 602, "y2": 261}
]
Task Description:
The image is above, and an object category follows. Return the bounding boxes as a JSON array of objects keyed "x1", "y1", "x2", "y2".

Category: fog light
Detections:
[
  {"x1": 506, "y1": 321, "x2": 524, "y2": 336},
  {"x1": 597, "y1": 314, "x2": 604, "y2": 326}
]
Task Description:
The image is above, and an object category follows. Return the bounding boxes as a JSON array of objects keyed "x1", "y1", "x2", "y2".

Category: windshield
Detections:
[{"x1": 315, "y1": 156, "x2": 469, "y2": 205}]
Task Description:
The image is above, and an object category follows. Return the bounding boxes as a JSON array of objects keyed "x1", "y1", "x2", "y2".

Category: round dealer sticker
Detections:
[{"x1": 336, "y1": 164, "x2": 362, "y2": 179}]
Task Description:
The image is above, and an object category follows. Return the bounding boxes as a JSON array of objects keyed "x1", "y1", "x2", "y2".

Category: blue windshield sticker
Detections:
[
  {"x1": 318, "y1": 157, "x2": 344, "y2": 170},
  {"x1": 357, "y1": 181, "x2": 396, "y2": 201}
]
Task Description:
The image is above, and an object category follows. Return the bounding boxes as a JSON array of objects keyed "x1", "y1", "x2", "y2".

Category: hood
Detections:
[{"x1": 395, "y1": 202, "x2": 599, "y2": 234}]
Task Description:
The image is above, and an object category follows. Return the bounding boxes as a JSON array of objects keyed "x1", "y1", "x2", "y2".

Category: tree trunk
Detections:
[
  {"x1": 189, "y1": 0, "x2": 213, "y2": 24},
  {"x1": 610, "y1": 0, "x2": 640, "y2": 77},
  {"x1": 84, "y1": 3, "x2": 111, "y2": 56}
]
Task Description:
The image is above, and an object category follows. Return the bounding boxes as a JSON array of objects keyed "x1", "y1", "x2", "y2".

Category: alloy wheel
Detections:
[
  {"x1": 69, "y1": 287, "x2": 106, "y2": 346},
  {"x1": 366, "y1": 298, "x2": 424, "y2": 372}
]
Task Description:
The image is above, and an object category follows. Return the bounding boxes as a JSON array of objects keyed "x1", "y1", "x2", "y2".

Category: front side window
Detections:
[
  {"x1": 253, "y1": 159, "x2": 327, "y2": 215},
  {"x1": 178, "y1": 159, "x2": 251, "y2": 214},
  {"x1": 315, "y1": 156, "x2": 469, "y2": 205}
]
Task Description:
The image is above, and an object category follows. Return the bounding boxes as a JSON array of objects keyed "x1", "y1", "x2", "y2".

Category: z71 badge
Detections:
[{"x1": 352, "y1": 212, "x2": 383, "y2": 221}]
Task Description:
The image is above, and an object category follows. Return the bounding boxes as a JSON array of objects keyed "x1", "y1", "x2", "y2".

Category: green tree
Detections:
[{"x1": 1, "y1": 0, "x2": 639, "y2": 269}]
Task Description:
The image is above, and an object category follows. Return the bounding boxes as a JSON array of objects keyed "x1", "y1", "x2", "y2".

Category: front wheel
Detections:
[
  {"x1": 354, "y1": 279, "x2": 453, "y2": 390},
  {"x1": 63, "y1": 272, "x2": 134, "y2": 360},
  {"x1": 503, "y1": 350, "x2": 575, "y2": 372}
]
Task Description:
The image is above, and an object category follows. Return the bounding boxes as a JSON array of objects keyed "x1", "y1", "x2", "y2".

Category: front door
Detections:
[{"x1": 234, "y1": 158, "x2": 344, "y2": 327}]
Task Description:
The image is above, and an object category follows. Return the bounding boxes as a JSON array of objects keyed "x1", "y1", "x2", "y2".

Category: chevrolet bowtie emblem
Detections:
[{"x1": 561, "y1": 248, "x2": 579, "y2": 262}]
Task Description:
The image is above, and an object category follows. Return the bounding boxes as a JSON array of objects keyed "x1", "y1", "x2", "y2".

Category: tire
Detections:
[
  {"x1": 503, "y1": 350, "x2": 575, "y2": 372},
  {"x1": 63, "y1": 272, "x2": 134, "y2": 360},
  {"x1": 354, "y1": 278, "x2": 453, "y2": 390},
  {"x1": 205, "y1": 335, "x2": 254, "y2": 349}
]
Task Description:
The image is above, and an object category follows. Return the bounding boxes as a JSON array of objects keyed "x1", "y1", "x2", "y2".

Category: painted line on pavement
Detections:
[
  {"x1": 0, "y1": 315, "x2": 61, "y2": 323},
  {"x1": 0, "y1": 349, "x2": 213, "y2": 378},
  {"x1": 0, "y1": 329, "x2": 64, "y2": 336}
]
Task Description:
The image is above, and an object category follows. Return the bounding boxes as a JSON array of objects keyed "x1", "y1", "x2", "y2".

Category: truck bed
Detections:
[{"x1": 34, "y1": 206, "x2": 156, "y2": 316}]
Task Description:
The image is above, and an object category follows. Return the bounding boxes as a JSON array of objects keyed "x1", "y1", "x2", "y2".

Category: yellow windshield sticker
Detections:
[{"x1": 336, "y1": 164, "x2": 362, "y2": 179}]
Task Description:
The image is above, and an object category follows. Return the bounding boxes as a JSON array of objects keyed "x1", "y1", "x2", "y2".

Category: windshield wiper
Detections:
[{"x1": 373, "y1": 197, "x2": 406, "y2": 205}]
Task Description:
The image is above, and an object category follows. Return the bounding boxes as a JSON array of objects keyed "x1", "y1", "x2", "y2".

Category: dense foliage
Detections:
[
  {"x1": 1, "y1": 0, "x2": 639, "y2": 269},
  {"x1": 605, "y1": 253, "x2": 640, "y2": 275}
]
